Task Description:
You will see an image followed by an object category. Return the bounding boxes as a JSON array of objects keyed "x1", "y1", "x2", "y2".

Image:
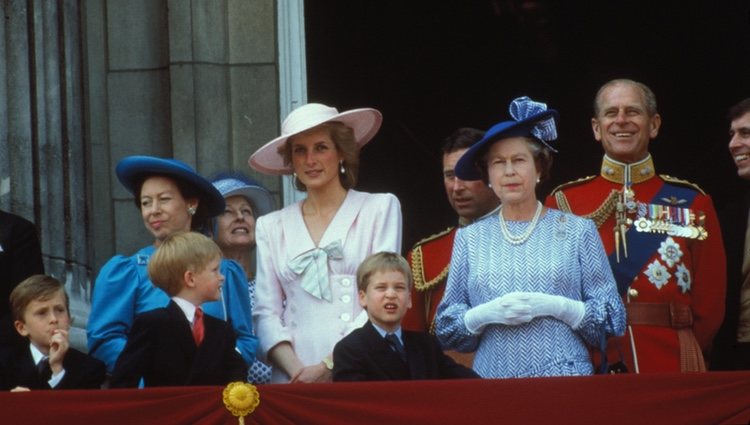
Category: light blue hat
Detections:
[{"x1": 211, "y1": 175, "x2": 275, "y2": 218}]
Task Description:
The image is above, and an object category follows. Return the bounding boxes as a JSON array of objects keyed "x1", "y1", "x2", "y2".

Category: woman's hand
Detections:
[
  {"x1": 463, "y1": 293, "x2": 534, "y2": 333},
  {"x1": 268, "y1": 342, "x2": 305, "y2": 381},
  {"x1": 290, "y1": 362, "x2": 332, "y2": 383},
  {"x1": 522, "y1": 292, "x2": 585, "y2": 329}
]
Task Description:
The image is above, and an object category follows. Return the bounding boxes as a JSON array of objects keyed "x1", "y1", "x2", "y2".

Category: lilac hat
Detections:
[{"x1": 211, "y1": 175, "x2": 275, "y2": 218}]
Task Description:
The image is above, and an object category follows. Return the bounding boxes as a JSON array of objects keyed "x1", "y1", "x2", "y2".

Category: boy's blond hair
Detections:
[
  {"x1": 148, "y1": 231, "x2": 222, "y2": 296},
  {"x1": 10, "y1": 275, "x2": 69, "y2": 322},
  {"x1": 356, "y1": 252, "x2": 412, "y2": 292}
]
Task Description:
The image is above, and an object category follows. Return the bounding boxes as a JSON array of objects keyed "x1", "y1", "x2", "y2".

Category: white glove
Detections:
[
  {"x1": 523, "y1": 292, "x2": 585, "y2": 329},
  {"x1": 463, "y1": 292, "x2": 534, "y2": 334}
]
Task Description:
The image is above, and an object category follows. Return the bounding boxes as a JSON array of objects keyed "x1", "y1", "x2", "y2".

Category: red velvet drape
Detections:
[{"x1": 2, "y1": 372, "x2": 749, "y2": 424}]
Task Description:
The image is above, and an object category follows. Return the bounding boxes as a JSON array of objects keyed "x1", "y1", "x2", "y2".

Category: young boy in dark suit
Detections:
[
  {"x1": 0, "y1": 275, "x2": 105, "y2": 391},
  {"x1": 111, "y1": 231, "x2": 247, "y2": 387},
  {"x1": 333, "y1": 252, "x2": 478, "y2": 381}
]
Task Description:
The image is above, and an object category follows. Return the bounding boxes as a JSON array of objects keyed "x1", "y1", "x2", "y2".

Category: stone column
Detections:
[{"x1": 1, "y1": 0, "x2": 90, "y2": 349}]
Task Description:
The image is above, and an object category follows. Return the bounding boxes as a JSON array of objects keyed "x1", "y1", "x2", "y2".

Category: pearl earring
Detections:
[
  {"x1": 536, "y1": 177, "x2": 540, "y2": 183},
  {"x1": 339, "y1": 160, "x2": 345, "y2": 174},
  {"x1": 187, "y1": 206, "x2": 196, "y2": 216}
]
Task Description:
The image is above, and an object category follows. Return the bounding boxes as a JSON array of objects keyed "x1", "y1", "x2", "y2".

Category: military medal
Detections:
[{"x1": 632, "y1": 202, "x2": 707, "y2": 240}]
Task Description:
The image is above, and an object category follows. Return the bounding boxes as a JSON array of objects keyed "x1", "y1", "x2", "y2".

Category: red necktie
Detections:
[{"x1": 193, "y1": 307, "x2": 205, "y2": 346}]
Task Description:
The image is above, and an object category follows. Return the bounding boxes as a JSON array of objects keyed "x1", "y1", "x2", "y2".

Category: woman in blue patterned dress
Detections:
[
  {"x1": 211, "y1": 173, "x2": 276, "y2": 384},
  {"x1": 434, "y1": 97, "x2": 626, "y2": 378}
]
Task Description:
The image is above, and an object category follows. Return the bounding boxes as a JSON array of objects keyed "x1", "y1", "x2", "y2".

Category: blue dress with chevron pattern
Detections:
[{"x1": 435, "y1": 209, "x2": 625, "y2": 378}]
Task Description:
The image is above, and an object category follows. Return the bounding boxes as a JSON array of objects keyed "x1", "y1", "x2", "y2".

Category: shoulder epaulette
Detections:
[
  {"x1": 659, "y1": 174, "x2": 706, "y2": 195},
  {"x1": 549, "y1": 175, "x2": 597, "y2": 195},
  {"x1": 409, "y1": 226, "x2": 455, "y2": 292},
  {"x1": 410, "y1": 226, "x2": 455, "y2": 249}
]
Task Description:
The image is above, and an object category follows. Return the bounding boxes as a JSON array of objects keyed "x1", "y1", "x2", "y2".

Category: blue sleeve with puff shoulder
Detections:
[
  {"x1": 202, "y1": 258, "x2": 258, "y2": 367},
  {"x1": 87, "y1": 251, "x2": 169, "y2": 373}
]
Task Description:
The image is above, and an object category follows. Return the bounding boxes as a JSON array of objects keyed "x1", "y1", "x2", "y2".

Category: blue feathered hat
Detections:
[{"x1": 455, "y1": 96, "x2": 559, "y2": 181}]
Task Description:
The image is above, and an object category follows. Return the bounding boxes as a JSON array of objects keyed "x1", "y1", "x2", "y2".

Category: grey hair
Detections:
[{"x1": 594, "y1": 79, "x2": 658, "y2": 117}]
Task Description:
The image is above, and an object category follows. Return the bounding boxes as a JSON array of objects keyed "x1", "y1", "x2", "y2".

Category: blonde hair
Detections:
[
  {"x1": 148, "y1": 231, "x2": 222, "y2": 296},
  {"x1": 277, "y1": 121, "x2": 360, "y2": 191},
  {"x1": 356, "y1": 252, "x2": 412, "y2": 292},
  {"x1": 10, "y1": 275, "x2": 69, "y2": 322}
]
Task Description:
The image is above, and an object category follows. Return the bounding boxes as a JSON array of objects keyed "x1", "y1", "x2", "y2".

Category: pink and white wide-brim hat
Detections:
[{"x1": 248, "y1": 103, "x2": 383, "y2": 175}]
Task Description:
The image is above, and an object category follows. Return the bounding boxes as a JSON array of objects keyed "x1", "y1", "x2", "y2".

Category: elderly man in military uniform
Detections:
[
  {"x1": 402, "y1": 128, "x2": 500, "y2": 365},
  {"x1": 545, "y1": 79, "x2": 726, "y2": 373}
]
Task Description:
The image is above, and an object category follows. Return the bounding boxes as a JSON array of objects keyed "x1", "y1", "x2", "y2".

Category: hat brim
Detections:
[
  {"x1": 248, "y1": 108, "x2": 383, "y2": 175},
  {"x1": 455, "y1": 109, "x2": 559, "y2": 181},
  {"x1": 221, "y1": 186, "x2": 276, "y2": 218},
  {"x1": 116, "y1": 156, "x2": 226, "y2": 217}
]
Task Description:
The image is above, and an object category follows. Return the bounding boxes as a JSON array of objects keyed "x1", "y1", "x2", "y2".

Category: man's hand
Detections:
[{"x1": 48, "y1": 329, "x2": 70, "y2": 375}]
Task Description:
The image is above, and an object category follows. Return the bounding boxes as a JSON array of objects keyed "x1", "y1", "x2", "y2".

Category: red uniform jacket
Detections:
[
  {"x1": 403, "y1": 227, "x2": 474, "y2": 367},
  {"x1": 545, "y1": 155, "x2": 726, "y2": 373},
  {"x1": 403, "y1": 227, "x2": 456, "y2": 333}
]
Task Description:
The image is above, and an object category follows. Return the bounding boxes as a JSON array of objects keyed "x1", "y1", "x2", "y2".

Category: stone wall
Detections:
[
  {"x1": 85, "y1": 0, "x2": 281, "y2": 271},
  {"x1": 1, "y1": 0, "x2": 91, "y2": 349},
  {"x1": 1, "y1": 0, "x2": 285, "y2": 351}
]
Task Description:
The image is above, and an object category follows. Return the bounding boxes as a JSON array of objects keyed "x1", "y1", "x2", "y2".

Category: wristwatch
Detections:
[{"x1": 322, "y1": 356, "x2": 334, "y2": 370}]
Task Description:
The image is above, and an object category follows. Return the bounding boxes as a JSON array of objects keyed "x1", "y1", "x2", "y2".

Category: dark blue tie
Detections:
[
  {"x1": 385, "y1": 333, "x2": 407, "y2": 363},
  {"x1": 37, "y1": 357, "x2": 52, "y2": 381}
]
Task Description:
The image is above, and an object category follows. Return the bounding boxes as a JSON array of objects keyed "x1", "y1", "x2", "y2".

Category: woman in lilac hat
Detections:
[
  {"x1": 87, "y1": 156, "x2": 258, "y2": 375},
  {"x1": 248, "y1": 103, "x2": 402, "y2": 383},
  {"x1": 434, "y1": 97, "x2": 625, "y2": 378},
  {"x1": 211, "y1": 172, "x2": 275, "y2": 384},
  {"x1": 211, "y1": 173, "x2": 275, "y2": 280}
]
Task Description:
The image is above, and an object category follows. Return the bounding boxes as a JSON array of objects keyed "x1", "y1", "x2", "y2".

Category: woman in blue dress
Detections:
[
  {"x1": 435, "y1": 97, "x2": 626, "y2": 378},
  {"x1": 211, "y1": 173, "x2": 276, "y2": 384},
  {"x1": 87, "y1": 156, "x2": 257, "y2": 374}
]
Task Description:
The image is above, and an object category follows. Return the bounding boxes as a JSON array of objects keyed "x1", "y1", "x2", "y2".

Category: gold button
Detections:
[{"x1": 628, "y1": 288, "x2": 639, "y2": 298}]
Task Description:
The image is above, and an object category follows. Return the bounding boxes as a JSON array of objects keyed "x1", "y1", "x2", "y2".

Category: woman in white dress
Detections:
[{"x1": 248, "y1": 103, "x2": 402, "y2": 383}]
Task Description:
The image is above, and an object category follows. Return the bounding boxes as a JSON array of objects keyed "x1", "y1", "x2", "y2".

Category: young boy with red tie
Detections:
[
  {"x1": 0, "y1": 275, "x2": 105, "y2": 391},
  {"x1": 332, "y1": 252, "x2": 478, "y2": 381},
  {"x1": 111, "y1": 231, "x2": 247, "y2": 387}
]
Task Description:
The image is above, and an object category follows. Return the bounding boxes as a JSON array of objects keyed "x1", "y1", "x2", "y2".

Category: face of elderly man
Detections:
[{"x1": 591, "y1": 82, "x2": 661, "y2": 163}]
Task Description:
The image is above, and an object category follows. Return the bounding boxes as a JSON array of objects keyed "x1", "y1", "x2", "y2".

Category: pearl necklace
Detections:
[{"x1": 498, "y1": 201, "x2": 543, "y2": 245}]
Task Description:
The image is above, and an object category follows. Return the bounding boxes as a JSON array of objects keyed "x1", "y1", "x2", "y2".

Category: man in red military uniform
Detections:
[
  {"x1": 546, "y1": 79, "x2": 726, "y2": 373},
  {"x1": 402, "y1": 129, "x2": 500, "y2": 365}
]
